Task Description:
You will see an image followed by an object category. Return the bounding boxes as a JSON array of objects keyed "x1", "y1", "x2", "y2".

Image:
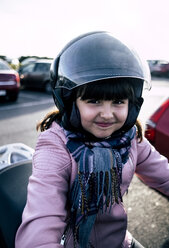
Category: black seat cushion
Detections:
[{"x1": 0, "y1": 161, "x2": 32, "y2": 248}]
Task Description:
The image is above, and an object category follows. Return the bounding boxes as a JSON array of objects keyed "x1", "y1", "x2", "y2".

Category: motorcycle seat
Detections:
[{"x1": 0, "y1": 160, "x2": 32, "y2": 248}]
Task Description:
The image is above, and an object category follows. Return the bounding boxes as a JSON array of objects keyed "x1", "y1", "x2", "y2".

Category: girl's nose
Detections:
[{"x1": 100, "y1": 102, "x2": 114, "y2": 119}]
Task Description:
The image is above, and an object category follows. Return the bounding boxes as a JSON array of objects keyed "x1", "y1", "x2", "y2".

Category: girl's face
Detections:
[{"x1": 76, "y1": 98, "x2": 129, "y2": 138}]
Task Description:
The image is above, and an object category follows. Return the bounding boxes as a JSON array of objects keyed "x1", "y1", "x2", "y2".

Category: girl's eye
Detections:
[
  {"x1": 86, "y1": 99, "x2": 100, "y2": 104},
  {"x1": 113, "y1": 99, "x2": 125, "y2": 104}
]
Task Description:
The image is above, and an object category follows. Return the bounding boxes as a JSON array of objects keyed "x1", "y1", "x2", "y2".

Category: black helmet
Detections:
[{"x1": 50, "y1": 31, "x2": 151, "y2": 133}]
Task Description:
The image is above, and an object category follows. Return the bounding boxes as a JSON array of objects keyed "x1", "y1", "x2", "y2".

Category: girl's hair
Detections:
[
  {"x1": 75, "y1": 78, "x2": 136, "y2": 102},
  {"x1": 37, "y1": 79, "x2": 143, "y2": 142}
]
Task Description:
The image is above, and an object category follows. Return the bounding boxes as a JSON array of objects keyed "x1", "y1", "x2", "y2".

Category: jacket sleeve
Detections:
[
  {"x1": 135, "y1": 137, "x2": 169, "y2": 196},
  {"x1": 15, "y1": 128, "x2": 72, "y2": 248}
]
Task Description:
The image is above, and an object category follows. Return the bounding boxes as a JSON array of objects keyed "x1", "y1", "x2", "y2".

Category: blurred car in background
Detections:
[
  {"x1": 0, "y1": 59, "x2": 20, "y2": 102},
  {"x1": 19, "y1": 59, "x2": 53, "y2": 93},
  {"x1": 147, "y1": 60, "x2": 169, "y2": 77},
  {"x1": 20, "y1": 58, "x2": 37, "y2": 66},
  {"x1": 145, "y1": 98, "x2": 169, "y2": 160}
]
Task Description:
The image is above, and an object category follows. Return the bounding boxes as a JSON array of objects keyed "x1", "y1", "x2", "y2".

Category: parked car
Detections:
[
  {"x1": 19, "y1": 59, "x2": 53, "y2": 93},
  {"x1": 20, "y1": 58, "x2": 37, "y2": 66},
  {"x1": 147, "y1": 60, "x2": 169, "y2": 77},
  {"x1": 0, "y1": 59, "x2": 20, "y2": 101},
  {"x1": 145, "y1": 98, "x2": 169, "y2": 160}
]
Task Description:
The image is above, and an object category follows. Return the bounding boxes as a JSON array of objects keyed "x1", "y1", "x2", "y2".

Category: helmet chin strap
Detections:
[
  {"x1": 69, "y1": 102, "x2": 82, "y2": 128},
  {"x1": 118, "y1": 97, "x2": 144, "y2": 134},
  {"x1": 61, "y1": 102, "x2": 81, "y2": 131}
]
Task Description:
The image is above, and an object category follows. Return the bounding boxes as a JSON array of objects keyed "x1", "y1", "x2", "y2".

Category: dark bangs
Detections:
[{"x1": 75, "y1": 78, "x2": 135, "y2": 102}]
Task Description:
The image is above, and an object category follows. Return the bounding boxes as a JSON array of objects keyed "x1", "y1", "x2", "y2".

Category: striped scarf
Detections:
[{"x1": 64, "y1": 126, "x2": 136, "y2": 248}]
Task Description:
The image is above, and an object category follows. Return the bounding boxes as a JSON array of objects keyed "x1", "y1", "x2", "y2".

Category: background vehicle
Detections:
[
  {"x1": 0, "y1": 59, "x2": 20, "y2": 101},
  {"x1": 145, "y1": 98, "x2": 169, "y2": 160},
  {"x1": 19, "y1": 59, "x2": 53, "y2": 93},
  {"x1": 19, "y1": 57, "x2": 37, "y2": 66},
  {"x1": 147, "y1": 60, "x2": 169, "y2": 77}
]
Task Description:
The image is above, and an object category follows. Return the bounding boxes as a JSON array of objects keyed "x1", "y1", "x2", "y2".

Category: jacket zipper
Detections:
[{"x1": 60, "y1": 221, "x2": 72, "y2": 247}]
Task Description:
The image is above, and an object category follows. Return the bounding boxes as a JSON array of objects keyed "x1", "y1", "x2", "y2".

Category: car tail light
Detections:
[
  {"x1": 145, "y1": 98, "x2": 169, "y2": 143},
  {"x1": 15, "y1": 72, "x2": 20, "y2": 87},
  {"x1": 0, "y1": 73, "x2": 20, "y2": 87}
]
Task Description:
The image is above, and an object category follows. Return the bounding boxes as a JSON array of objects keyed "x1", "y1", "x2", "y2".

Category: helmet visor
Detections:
[{"x1": 57, "y1": 33, "x2": 151, "y2": 89}]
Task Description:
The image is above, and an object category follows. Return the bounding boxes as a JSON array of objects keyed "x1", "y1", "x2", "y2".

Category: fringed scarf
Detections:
[{"x1": 64, "y1": 126, "x2": 136, "y2": 248}]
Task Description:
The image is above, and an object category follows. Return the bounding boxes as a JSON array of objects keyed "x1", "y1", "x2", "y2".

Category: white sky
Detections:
[{"x1": 1, "y1": 0, "x2": 169, "y2": 60}]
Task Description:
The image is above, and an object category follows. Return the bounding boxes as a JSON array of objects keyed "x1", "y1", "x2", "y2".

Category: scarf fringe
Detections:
[
  {"x1": 71, "y1": 168, "x2": 122, "y2": 222},
  {"x1": 70, "y1": 169, "x2": 122, "y2": 248}
]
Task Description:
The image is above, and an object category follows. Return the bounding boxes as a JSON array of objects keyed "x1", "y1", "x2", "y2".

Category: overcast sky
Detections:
[{"x1": 1, "y1": 0, "x2": 169, "y2": 60}]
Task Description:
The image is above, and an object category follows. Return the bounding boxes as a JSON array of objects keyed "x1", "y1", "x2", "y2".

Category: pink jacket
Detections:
[{"x1": 15, "y1": 122, "x2": 169, "y2": 248}]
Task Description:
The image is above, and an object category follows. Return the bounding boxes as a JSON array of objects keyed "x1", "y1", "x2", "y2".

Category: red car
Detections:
[
  {"x1": 0, "y1": 59, "x2": 20, "y2": 101},
  {"x1": 145, "y1": 98, "x2": 169, "y2": 160}
]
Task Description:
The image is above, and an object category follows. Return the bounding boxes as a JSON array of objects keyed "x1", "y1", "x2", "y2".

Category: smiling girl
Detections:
[{"x1": 15, "y1": 31, "x2": 169, "y2": 248}]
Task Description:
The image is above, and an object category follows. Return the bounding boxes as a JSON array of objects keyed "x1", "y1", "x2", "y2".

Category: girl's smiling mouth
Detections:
[{"x1": 95, "y1": 122, "x2": 114, "y2": 128}]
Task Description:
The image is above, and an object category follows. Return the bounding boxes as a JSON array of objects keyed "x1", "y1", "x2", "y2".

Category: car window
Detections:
[
  {"x1": 21, "y1": 63, "x2": 35, "y2": 73},
  {"x1": 34, "y1": 63, "x2": 51, "y2": 72},
  {"x1": 0, "y1": 61, "x2": 10, "y2": 70}
]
